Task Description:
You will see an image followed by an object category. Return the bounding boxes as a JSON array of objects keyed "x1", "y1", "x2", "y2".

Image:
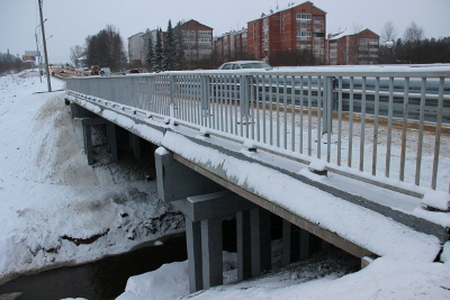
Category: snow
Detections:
[
  {"x1": 117, "y1": 254, "x2": 450, "y2": 300},
  {"x1": 1, "y1": 70, "x2": 449, "y2": 300},
  {"x1": 422, "y1": 190, "x2": 450, "y2": 211},
  {"x1": 0, "y1": 71, "x2": 183, "y2": 284}
]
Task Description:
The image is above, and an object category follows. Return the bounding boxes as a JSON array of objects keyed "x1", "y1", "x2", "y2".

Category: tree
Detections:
[
  {"x1": 85, "y1": 25, "x2": 127, "y2": 71},
  {"x1": 70, "y1": 45, "x2": 85, "y2": 66},
  {"x1": 381, "y1": 21, "x2": 397, "y2": 43},
  {"x1": 153, "y1": 28, "x2": 164, "y2": 72},
  {"x1": 173, "y1": 22, "x2": 185, "y2": 69},
  {"x1": 404, "y1": 21, "x2": 424, "y2": 42},
  {"x1": 144, "y1": 29, "x2": 154, "y2": 68},
  {"x1": 0, "y1": 52, "x2": 26, "y2": 75},
  {"x1": 163, "y1": 20, "x2": 176, "y2": 70}
]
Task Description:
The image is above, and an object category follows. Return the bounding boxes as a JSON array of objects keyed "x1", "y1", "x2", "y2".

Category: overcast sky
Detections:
[{"x1": 1, "y1": 0, "x2": 449, "y2": 64}]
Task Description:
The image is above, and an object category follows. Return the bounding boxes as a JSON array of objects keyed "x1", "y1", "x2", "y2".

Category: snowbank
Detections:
[{"x1": 0, "y1": 71, "x2": 183, "y2": 284}]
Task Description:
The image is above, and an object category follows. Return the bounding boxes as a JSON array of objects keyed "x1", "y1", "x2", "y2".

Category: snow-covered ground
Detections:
[
  {"x1": 0, "y1": 71, "x2": 184, "y2": 284},
  {"x1": 1, "y1": 71, "x2": 449, "y2": 299}
]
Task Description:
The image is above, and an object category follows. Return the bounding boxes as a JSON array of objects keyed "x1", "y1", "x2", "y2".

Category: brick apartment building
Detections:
[
  {"x1": 247, "y1": 1, "x2": 326, "y2": 64},
  {"x1": 327, "y1": 29, "x2": 380, "y2": 65},
  {"x1": 177, "y1": 19, "x2": 214, "y2": 68},
  {"x1": 215, "y1": 29, "x2": 248, "y2": 63}
]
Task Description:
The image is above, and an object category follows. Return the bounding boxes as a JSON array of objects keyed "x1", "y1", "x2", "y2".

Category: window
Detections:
[
  {"x1": 297, "y1": 31, "x2": 312, "y2": 37},
  {"x1": 296, "y1": 13, "x2": 311, "y2": 20}
]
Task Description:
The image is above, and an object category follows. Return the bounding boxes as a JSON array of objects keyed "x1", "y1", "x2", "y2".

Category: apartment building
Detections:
[
  {"x1": 128, "y1": 32, "x2": 146, "y2": 65},
  {"x1": 215, "y1": 29, "x2": 248, "y2": 62},
  {"x1": 247, "y1": 1, "x2": 326, "y2": 64},
  {"x1": 177, "y1": 19, "x2": 214, "y2": 67},
  {"x1": 328, "y1": 29, "x2": 380, "y2": 65}
]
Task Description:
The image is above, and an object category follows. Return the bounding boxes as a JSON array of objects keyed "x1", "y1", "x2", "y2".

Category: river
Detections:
[{"x1": 0, "y1": 235, "x2": 187, "y2": 300}]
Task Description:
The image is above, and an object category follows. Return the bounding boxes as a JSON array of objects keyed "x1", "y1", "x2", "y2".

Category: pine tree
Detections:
[
  {"x1": 173, "y1": 22, "x2": 185, "y2": 70},
  {"x1": 145, "y1": 29, "x2": 154, "y2": 69},
  {"x1": 153, "y1": 28, "x2": 164, "y2": 72},
  {"x1": 163, "y1": 20, "x2": 176, "y2": 70}
]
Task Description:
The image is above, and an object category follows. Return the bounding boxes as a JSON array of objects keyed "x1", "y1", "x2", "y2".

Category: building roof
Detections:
[
  {"x1": 248, "y1": 1, "x2": 326, "y2": 23},
  {"x1": 328, "y1": 28, "x2": 380, "y2": 41}
]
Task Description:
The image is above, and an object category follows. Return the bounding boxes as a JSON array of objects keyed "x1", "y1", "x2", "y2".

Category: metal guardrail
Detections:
[{"x1": 66, "y1": 66, "x2": 450, "y2": 194}]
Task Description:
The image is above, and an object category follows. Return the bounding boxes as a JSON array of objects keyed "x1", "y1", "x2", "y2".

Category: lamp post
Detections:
[{"x1": 38, "y1": 0, "x2": 52, "y2": 92}]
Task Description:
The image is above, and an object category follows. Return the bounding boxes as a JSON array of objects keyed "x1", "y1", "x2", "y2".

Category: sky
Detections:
[{"x1": 1, "y1": 0, "x2": 449, "y2": 64}]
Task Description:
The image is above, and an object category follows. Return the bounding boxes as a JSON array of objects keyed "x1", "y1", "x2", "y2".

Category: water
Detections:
[{"x1": 0, "y1": 235, "x2": 187, "y2": 300}]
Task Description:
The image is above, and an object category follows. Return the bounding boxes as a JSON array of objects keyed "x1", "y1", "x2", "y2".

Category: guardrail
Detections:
[{"x1": 66, "y1": 65, "x2": 450, "y2": 194}]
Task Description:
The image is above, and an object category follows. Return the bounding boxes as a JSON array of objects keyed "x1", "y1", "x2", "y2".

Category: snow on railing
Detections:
[{"x1": 66, "y1": 65, "x2": 450, "y2": 195}]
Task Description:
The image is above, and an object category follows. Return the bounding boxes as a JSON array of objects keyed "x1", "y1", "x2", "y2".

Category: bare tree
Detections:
[
  {"x1": 70, "y1": 45, "x2": 85, "y2": 66},
  {"x1": 404, "y1": 21, "x2": 424, "y2": 42},
  {"x1": 381, "y1": 21, "x2": 397, "y2": 43},
  {"x1": 352, "y1": 22, "x2": 363, "y2": 34}
]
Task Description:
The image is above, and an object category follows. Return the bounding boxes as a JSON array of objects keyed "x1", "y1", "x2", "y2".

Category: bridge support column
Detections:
[
  {"x1": 128, "y1": 132, "x2": 141, "y2": 159},
  {"x1": 185, "y1": 218, "x2": 203, "y2": 293},
  {"x1": 106, "y1": 122, "x2": 118, "y2": 162},
  {"x1": 282, "y1": 220, "x2": 301, "y2": 265},
  {"x1": 237, "y1": 210, "x2": 251, "y2": 281},
  {"x1": 81, "y1": 117, "x2": 118, "y2": 165},
  {"x1": 174, "y1": 191, "x2": 257, "y2": 293},
  {"x1": 250, "y1": 208, "x2": 271, "y2": 276},
  {"x1": 201, "y1": 217, "x2": 223, "y2": 289}
]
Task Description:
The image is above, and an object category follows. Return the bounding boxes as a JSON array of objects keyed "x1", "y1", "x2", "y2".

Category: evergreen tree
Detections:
[
  {"x1": 153, "y1": 28, "x2": 164, "y2": 72},
  {"x1": 145, "y1": 29, "x2": 154, "y2": 68},
  {"x1": 174, "y1": 22, "x2": 185, "y2": 69},
  {"x1": 163, "y1": 20, "x2": 176, "y2": 70}
]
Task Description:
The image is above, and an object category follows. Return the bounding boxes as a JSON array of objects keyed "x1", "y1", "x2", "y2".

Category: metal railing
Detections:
[{"x1": 66, "y1": 66, "x2": 450, "y2": 194}]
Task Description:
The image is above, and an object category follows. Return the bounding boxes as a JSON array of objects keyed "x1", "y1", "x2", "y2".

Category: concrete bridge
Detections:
[{"x1": 65, "y1": 65, "x2": 450, "y2": 293}]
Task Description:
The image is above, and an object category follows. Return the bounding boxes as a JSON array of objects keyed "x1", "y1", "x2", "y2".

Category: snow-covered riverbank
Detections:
[
  {"x1": 1, "y1": 71, "x2": 449, "y2": 299},
  {"x1": 0, "y1": 71, "x2": 184, "y2": 284}
]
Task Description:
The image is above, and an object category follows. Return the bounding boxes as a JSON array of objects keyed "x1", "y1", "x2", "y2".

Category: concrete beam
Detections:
[
  {"x1": 155, "y1": 147, "x2": 227, "y2": 202},
  {"x1": 174, "y1": 191, "x2": 257, "y2": 222},
  {"x1": 70, "y1": 103, "x2": 97, "y2": 119}
]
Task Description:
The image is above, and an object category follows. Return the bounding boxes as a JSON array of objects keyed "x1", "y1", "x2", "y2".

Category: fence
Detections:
[{"x1": 66, "y1": 66, "x2": 450, "y2": 194}]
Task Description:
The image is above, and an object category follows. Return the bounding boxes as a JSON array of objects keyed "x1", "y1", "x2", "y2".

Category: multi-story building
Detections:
[
  {"x1": 215, "y1": 29, "x2": 248, "y2": 63},
  {"x1": 128, "y1": 32, "x2": 146, "y2": 65},
  {"x1": 247, "y1": 1, "x2": 326, "y2": 64},
  {"x1": 177, "y1": 19, "x2": 214, "y2": 68},
  {"x1": 328, "y1": 29, "x2": 380, "y2": 65}
]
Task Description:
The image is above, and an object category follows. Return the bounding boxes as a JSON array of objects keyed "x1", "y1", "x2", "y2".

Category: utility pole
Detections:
[{"x1": 38, "y1": 0, "x2": 52, "y2": 92}]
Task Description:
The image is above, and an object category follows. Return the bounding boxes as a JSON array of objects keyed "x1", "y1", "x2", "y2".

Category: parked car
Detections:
[
  {"x1": 100, "y1": 67, "x2": 111, "y2": 76},
  {"x1": 218, "y1": 60, "x2": 273, "y2": 71},
  {"x1": 125, "y1": 68, "x2": 142, "y2": 75}
]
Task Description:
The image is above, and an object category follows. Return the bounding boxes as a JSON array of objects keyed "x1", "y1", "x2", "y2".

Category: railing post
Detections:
[
  {"x1": 240, "y1": 74, "x2": 252, "y2": 124},
  {"x1": 169, "y1": 74, "x2": 175, "y2": 118},
  {"x1": 323, "y1": 76, "x2": 335, "y2": 162},
  {"x1": 201, "y1": 75, "x2": 211, "y2": 126}
]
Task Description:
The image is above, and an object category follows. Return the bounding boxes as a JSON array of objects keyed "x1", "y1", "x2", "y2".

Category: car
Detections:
[
  {"x1": 100, "y1": 67, "x2": 111, "y2": 76},
  {"x1": 218, "y1": 60, "x2": 272, "y2": 70},
  {"x1": 126, "y1": 68, "x2": 142, "y2": 75}
]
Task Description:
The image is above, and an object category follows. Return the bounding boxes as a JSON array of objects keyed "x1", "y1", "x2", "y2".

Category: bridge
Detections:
[{"x1": 65, "y1": 65, "x2": 450, "y2": 293}]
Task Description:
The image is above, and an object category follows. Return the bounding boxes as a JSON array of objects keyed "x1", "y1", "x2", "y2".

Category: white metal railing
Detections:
[{"x1": 66, "y1": 66, "x2": 450, "y2": 195}]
